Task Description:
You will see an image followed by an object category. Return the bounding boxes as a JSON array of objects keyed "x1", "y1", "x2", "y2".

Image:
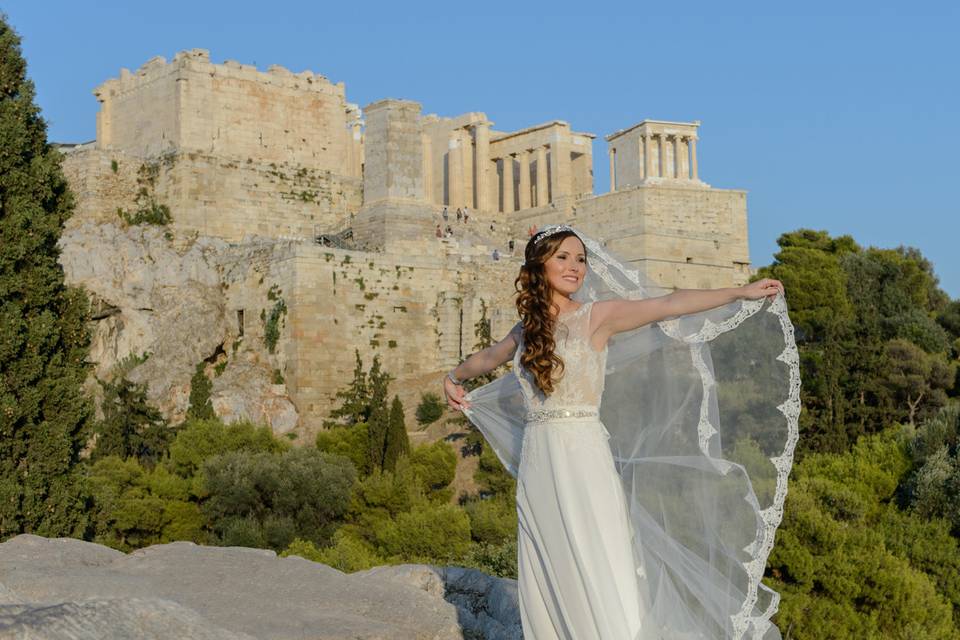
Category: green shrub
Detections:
[
  {"x1": 263, "y1": 298, "x2": 287, "y2": 354},
  {"x1": 316, "y1": 423, "x2": 370, "y2": 476},
  {"x1": 474, "y1": 444, "x2": 515, "y2": 497},
  {"x1": 84, "y1": 456, "x2": 206, "y2": 551},
  {"x1": 202, "y1": 448, "x2": 356, "y2": 550},
  {"x1": 283, "y1": 531, "x2": 384, "y2": 573},
  {"x1": 463, "y1": 495, "x2": 516, "y2": 545},
  {"x1": 409, "y1": 440, "x2": 457, "y2": 496},
  {"x1": 167, "y1": 418, "x2": 288, "y2": 477},
  {"x1": 455, "y1": 539, "x2": 518, "y2": 579},
  {"x1": 415, "y1": 392, "x2": 445, "y2": 427}
]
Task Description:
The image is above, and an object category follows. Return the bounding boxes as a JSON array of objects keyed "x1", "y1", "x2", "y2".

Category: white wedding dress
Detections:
[
  {"x1": 514, "y1": 301, "x2": 648, "y2": 639},
  {"x1": 463, "y1": 227, "x2": 799, "y2": 640}
]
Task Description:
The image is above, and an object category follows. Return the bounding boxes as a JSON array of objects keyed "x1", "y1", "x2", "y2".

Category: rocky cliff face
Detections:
[
  {"x1": 57, "y1": 221, "x2": 299, "y2": 434},
  {"x1": 0, "y1": 535, "x2": 522, "y2": 640}
]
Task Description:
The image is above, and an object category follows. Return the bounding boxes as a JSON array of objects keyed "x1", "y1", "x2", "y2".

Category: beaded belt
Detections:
[{"x1": 525, "y1": 407, "x2": 599, "y2": 424}]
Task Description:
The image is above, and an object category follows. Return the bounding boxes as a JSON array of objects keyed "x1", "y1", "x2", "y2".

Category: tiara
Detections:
[
  {"x1": 532, "y1": 224, "x2": 578, "y2": 245},
  {"x1": 521, "y1": 224, "x2": 580, "y2": 266}
]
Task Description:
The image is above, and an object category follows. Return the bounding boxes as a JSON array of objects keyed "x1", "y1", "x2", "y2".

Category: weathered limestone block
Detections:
[
  {"x1": 0, "y1": 535, "x2": 521, "y2": 640},
  {"x1": 358, "y1": 564, "x2": 521, "y2": 640},
  {"x1": 0, "y1": 599, "x2": 253, "y2": 640}
]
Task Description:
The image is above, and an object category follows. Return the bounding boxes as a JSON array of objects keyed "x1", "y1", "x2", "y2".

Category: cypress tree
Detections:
[
  {"x1": 0, "y1": 16, "x2": 93, "y2": 537},
  {"x1": 383, "y1": 394, "x2": 409, "y2": 472},
  {"x1": 365, "y1": 356, "x2": 393, "y2": 472},
  {"x1": 187, "y1": 362, "x2": 215, "y2": 421}
]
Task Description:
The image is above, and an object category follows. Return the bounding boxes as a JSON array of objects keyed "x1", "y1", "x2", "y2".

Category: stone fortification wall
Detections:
[
  {"x1": 94, "y1": 49, "x2": 356, "y2": 174},
  {"x1": 575, "y1": 184, "x2": 751, "y2": 291},
  {"x1": 282, "y1": 239, "x2": 519, "y2": 433},
  {"x1": 61, "y1": 148, "x2": 362, "y2": 241},
  {"x1": 60, "y1": 147, "x2": 141, "y2": 224}
]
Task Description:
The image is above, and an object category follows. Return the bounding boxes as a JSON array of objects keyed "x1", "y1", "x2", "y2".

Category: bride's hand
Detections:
[
  {"x1": 444, "y1": 376, "x2": 471, "y2": 411},
  {"x1": 739, "y1": 278, "x2": 784, "y2": 300}
]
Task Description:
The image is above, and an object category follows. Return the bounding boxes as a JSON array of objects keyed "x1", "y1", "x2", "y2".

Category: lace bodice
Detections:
[{"x1": 514, "y1": 301, "x2": 608, "y2": 414}]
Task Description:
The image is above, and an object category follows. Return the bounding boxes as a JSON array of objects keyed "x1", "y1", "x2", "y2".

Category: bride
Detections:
[{"x1": 442, "y1": 224, "x2": 800, "y2": 639}]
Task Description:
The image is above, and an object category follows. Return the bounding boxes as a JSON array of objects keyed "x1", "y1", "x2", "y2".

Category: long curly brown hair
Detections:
[{"x1": 514, "y1": 229, "x2": 587, "y2": 396}]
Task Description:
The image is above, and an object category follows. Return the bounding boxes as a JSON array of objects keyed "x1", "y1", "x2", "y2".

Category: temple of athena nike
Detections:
[{"x1": 59, "y1": 49, "x2": 752, "y2": 432}]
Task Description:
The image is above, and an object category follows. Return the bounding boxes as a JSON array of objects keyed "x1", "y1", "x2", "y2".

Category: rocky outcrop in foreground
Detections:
[{"x1": 0, "y1": 535, "x2": 521, "y2": 640}]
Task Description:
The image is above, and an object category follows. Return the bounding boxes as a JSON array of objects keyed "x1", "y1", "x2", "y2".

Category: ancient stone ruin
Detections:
[{"x1": 57, "y1": 49, "x2": 752, "y2": 437}]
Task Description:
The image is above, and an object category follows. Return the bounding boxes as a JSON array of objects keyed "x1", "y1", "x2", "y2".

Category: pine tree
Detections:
[
  {"x1": 325, "y1": 350, "x2": 368, "y2": 427},
  {"x1": 383, "y1": 395, "x2": 410, "y2": 472},
  {"x1": 91, "y1": 375, "x2": 171, "y2": 467},
  {"x1": 0, "y1": 16, "x2": 94, "y2": 537}
]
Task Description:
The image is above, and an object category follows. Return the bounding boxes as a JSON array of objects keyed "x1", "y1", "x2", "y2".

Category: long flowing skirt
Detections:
[{"x1": 516, "y1": 417, "x2": 649, "y2": 639}]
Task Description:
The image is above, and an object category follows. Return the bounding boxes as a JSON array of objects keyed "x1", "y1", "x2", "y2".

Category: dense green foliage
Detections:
[
  {"x1": 202, "y1": 448, "x2": 355, "y2": 550},
  {"x1": 85, "y1": 455, "x2": 205, "y2": 551},
  {"x1": 767, "y1": 421, "x2": 960, "y2": 638},
  {"x1": 899, "y1": 403, "x2": 960, "y2": 535},
  {"x1": 0, "y1": 17, "x2": 94, "y2": 538},
  {"x1": 167, "y1": 417, "x2": 288, "y2": 476},
  {"x1": 757, "y1": 230, "x2": 958, "y2": 456}
]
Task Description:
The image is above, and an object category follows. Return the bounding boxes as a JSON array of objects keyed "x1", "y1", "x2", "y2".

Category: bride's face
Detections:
[{"x1": 543, "y1": 235, "x2": 587, "y2": 297}]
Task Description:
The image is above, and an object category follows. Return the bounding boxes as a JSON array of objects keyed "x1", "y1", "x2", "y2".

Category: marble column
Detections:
[
  {"x1": 690, "y1": 136, "x2": 699, "y2": 181},
  {"x1": 656, "y1": 134, "x2": 664, "y2": 178},
  {"x1": 673, "y1": 134, "x2": 683, "y2": 178},
  {"x1": 519, "y1": 150, "x2": 532, "y2": 209},
  {"x1": 536, "y1": 146, "x2": 548, "y2": 206},
  {"x1": 549, "y1": 134, "x2": 572, "y2": 201},
  {"x1": 462, "y1": 130, "x2": 474, "y2": 208},
  {"x1": 473, "y1": 123, "x2": 490, "y2": 210},
  {"x1": 609, "y1": 148, "x2": 616, "y2": 191},
  {"x1": 502, "y1": 155, "x2": 515, "y2": 213},
  {"x1": 448, "y1": 134, "x2": 463, "y2": 207},
  {"x1": 643, "y1": 133, "x2": 651, "y2": 180},
  {"x1": 422, "y1": 133, "x2": 433, "y2": 203},
  {"x1": 679, "y1": 136, "x2": 690, "y2": 179}
]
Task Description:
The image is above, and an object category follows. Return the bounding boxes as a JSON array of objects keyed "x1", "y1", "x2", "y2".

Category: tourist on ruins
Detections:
[
  {"x1": 508, "y1": 239, "x2": 515, "y2": 252},
  {"x1": 442, "y1": 206, "x2": 449, "y2": 221},
  {"x1": 444, "y1": 225, "x2": 453, "y2": 238},
  {"x1": 492, "y1": 248, "x2": 500, "y2": 261},
  {"x1": 442, "y1": 224, "x2": 797, "y2": 639},
  {"x1": 456, "y1": 208, "x2": 462, "y2": 222},
  {"x1": 463, "y1": 207, "x2": 469, "y2": 223},
  {"x1": 435, "y1": 224, "x2": 442, "y2": 238}
]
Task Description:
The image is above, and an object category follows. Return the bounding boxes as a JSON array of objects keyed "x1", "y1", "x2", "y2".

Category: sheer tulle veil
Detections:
[{"x1": 462, "y1": 225, "x2": 801, "y2": 639}]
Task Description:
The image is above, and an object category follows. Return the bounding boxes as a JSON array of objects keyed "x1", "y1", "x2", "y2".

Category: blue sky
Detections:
[{"x1": 4, "y1": 0, "x2": 958, "y2": 297}]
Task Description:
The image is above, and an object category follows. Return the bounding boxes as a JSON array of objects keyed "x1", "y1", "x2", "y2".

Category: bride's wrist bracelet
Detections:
[{"x1": 447, "y1": 370, "x2": 464, "y2": 386}]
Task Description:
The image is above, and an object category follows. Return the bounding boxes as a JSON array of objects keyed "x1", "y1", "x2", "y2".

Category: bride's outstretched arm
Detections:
[
  {"x1": 595, "y1": 278, "x2": 784, "y2": 338},
  {"x1": 443, "y1": 323, "x2": 520, "y2": 410}
]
